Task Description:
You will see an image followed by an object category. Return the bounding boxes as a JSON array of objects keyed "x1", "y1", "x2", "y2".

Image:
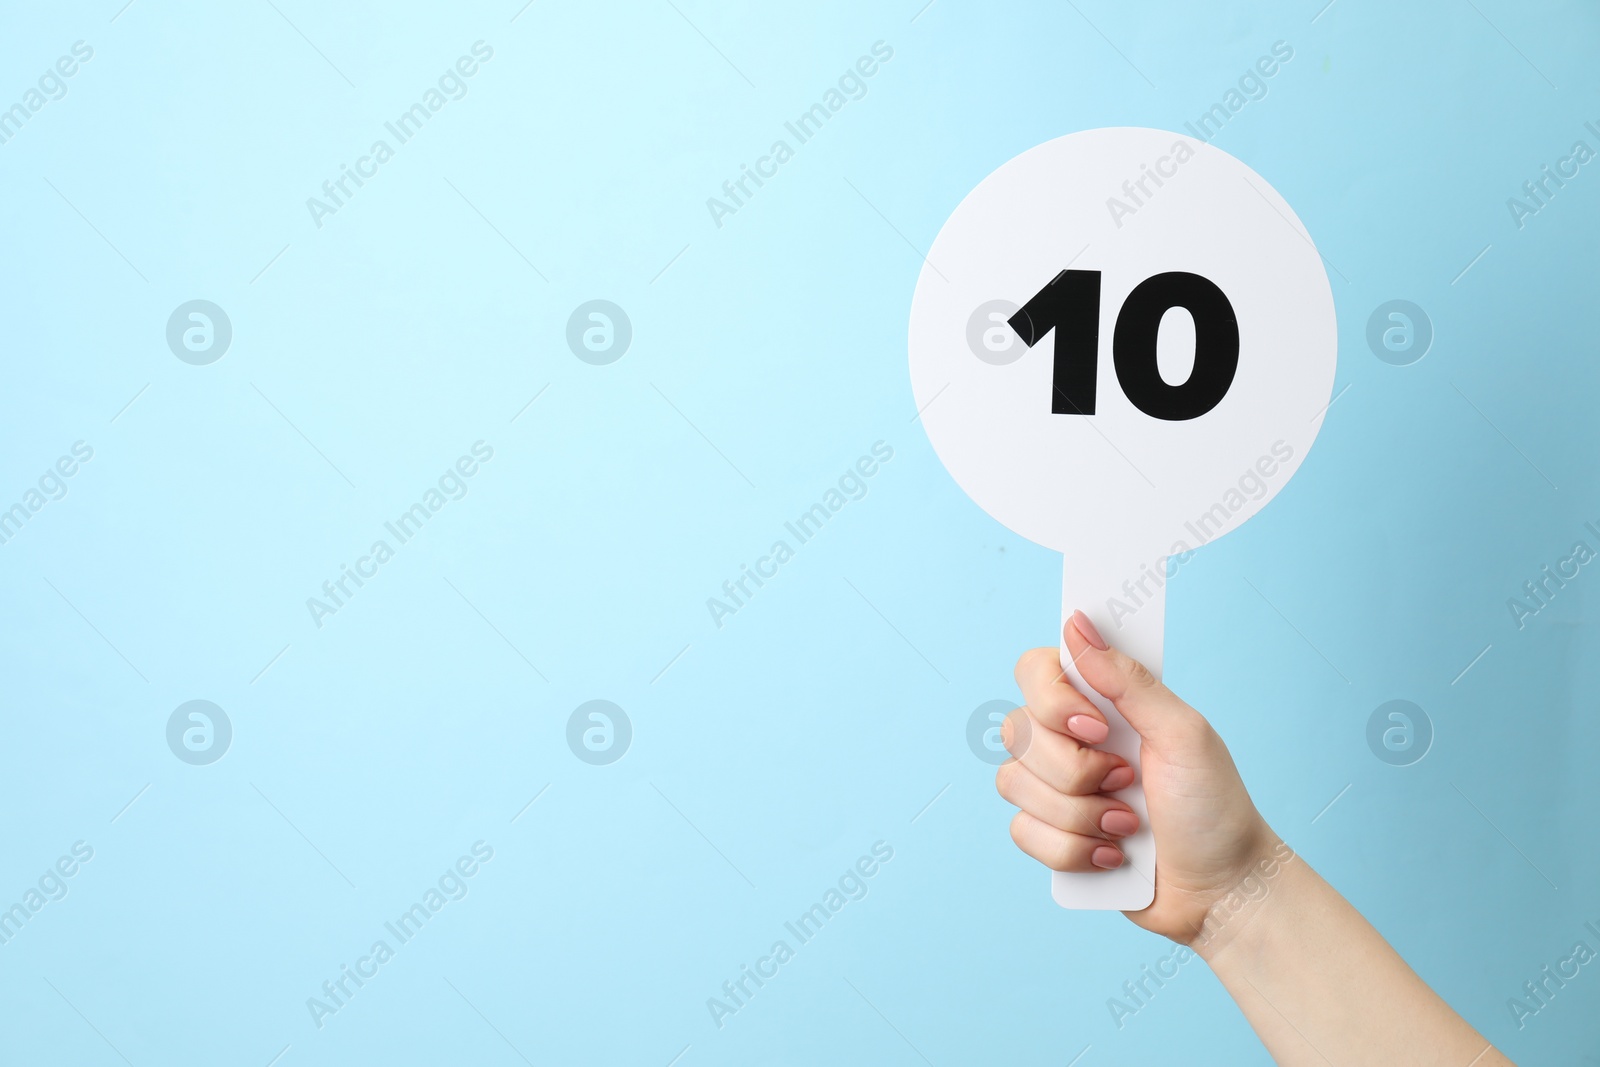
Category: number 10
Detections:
[{"x1": 1008, "y1": 270, "x2": 1239, "y2": 421}]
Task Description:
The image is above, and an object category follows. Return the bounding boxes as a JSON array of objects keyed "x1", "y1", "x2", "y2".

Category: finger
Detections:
[
  {"x1": 1009, "y1": 811, "x2": 1125, "y2": 872},
  {"x1": 996, "y1": 760, "x2": 1140, "y2": 838},
  {"x1": 1065, "y1": 609, "x2": 1197, "y2": 744},
  {"x1": 1013, "y1": 646, "x2": 1109, "y2": 744},
  {"x1": 1003, "y1": 705, "x2": 1131, "y2": 795}
]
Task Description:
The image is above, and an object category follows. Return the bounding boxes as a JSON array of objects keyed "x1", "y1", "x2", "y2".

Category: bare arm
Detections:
[
  {"x1": 997, "y1": 611, "x2": 1511, "y2": 1065},
  {"x1": 1196, "y1": 835, "x2": 1506, "y2": 1066}
]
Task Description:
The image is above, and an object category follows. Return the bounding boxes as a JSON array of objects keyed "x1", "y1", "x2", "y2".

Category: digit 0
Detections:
[{"x1": 1008, "y1": 269, "x2": 1240, "y2": 421}]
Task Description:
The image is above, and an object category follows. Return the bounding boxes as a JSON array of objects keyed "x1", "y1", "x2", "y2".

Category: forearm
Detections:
[{"x1": 1195, "y1": 835, "x2": 1510, "y2": 1066}]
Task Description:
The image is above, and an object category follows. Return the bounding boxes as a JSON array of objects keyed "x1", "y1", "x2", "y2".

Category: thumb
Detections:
[{"x1": 1064, "y1": 609, "x2": 1194, "y2": 744}]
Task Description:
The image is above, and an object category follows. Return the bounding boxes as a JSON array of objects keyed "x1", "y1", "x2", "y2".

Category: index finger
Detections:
[{"x1": 1013, "y1": 645, "x2": 1109, "y2": 745}]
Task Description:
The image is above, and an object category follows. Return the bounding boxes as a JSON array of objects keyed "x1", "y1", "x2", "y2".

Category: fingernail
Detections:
[
  {"x1": 1066, "y1": 714, "x2": 1109, "y2": 744},
  {"x1": 1100, "y1": 810, "x2": 1139, "y2": 837},
  {"x1": 1099, "y1": 766, "x2": 1134, "y2": 792},
  {"x1": 1091, "y1": 845, "x2": 1123, "y2": 869},
  {"x1": 1072, "y1": 609, "x2": 1109, "y2": 651}
]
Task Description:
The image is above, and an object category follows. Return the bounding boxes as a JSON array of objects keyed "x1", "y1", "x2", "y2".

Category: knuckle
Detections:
[
  {"x1": 1002, "y1": 709, "x2": 1032, "y2": 757},
  {"x1": 1119, "y1": 652, "x2": 1156, "y2": 688},
  {"x1": 994, "y1": 761, "x2": 1018, "y2": 799},
  {"x1": 1013, "y1": 647, "x2": 1051, "y2": 686},
  {"x1": 1066, "y1": 752, "x2": 1109, "y2": 794},
  {"x1": 1008, "y1": 811, "x2": 1030, "y2": 847},
  {"x1": 1047, "y1": 839, "x2": 1078, "y2": 871},
  {"x1": 1031, "y1": 684, "x2": 1078, "y2": 725},
  {"x1": 1052, "y1": 794, "x2": 1093, "y2": 836}
]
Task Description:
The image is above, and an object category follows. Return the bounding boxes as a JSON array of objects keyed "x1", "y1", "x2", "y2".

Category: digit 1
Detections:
[
  {"x1": 1008, "y1": 269, "x2": 1102, "y2": 415},
  {"x1": 1114, "y1": 272, "x2": 1239, "y2": 422}
]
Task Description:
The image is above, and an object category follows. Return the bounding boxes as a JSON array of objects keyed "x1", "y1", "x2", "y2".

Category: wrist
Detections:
[{"x1": 1187, "y1": 827, "x2": 1304, "y2": 965}]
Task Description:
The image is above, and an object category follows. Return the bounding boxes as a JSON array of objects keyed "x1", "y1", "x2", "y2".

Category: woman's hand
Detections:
[
  {"x1": 1001, "y1": 611, "x2": 1512, "y2": 1064},
  {"x1": 998, "y1": 610, "x2": 1278, "y2": 944}
]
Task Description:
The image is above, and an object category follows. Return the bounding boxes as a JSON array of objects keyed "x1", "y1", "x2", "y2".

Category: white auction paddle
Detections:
[{"x1": 909, "y1": 127, "x2": 1337, "y2": 910}]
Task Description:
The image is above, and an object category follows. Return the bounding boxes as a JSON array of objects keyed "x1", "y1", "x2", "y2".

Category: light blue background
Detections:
[{"x1": 2, "y1": 0, "x2": 1597, "y2": 1063}]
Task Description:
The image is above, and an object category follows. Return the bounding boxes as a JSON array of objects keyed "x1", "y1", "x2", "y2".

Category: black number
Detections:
[
  {"x1": 1008, "y1": 269, "x2": 1239, "y2": 422},
  {"x1": 1008, "y1": 269, "x2": 1102, "y2": 415}
]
